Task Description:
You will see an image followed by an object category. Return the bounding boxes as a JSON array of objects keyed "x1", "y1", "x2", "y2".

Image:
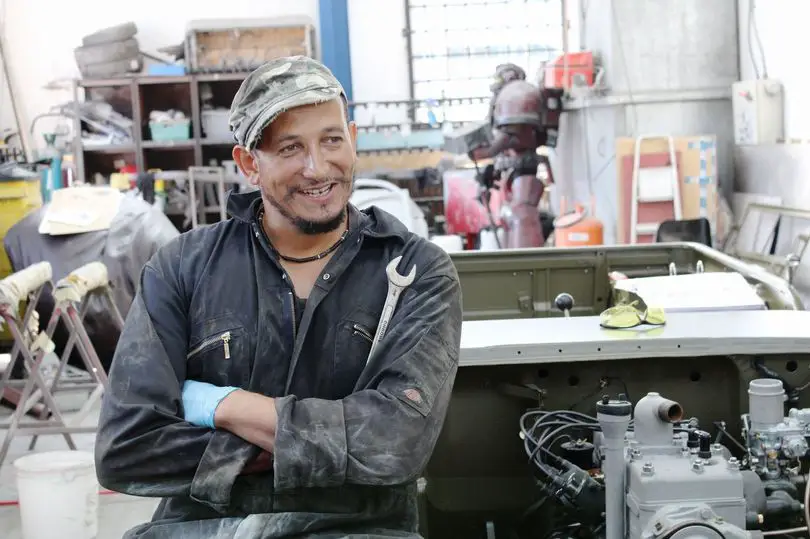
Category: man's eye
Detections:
[
  {"x1": 279, "y1": 144, "x2": 299, "y2": 154},
  {"x1": 324, "y1": 136, "x2": 343, "y2": 144}
]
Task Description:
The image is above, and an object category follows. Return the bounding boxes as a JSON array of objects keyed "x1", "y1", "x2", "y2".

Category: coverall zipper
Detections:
[
  {"x1": 253, "y1": 217, "x2": 299, "y2": 347},
  {"x1": 352, "y1": 323, "x2": 373, "y2": 343},
  {"x1": 289, "y1": 289, "x2": 297, "y2": 342},
  {"x1": 187, "y1": 331, "x2": 232, "y2": 360}
]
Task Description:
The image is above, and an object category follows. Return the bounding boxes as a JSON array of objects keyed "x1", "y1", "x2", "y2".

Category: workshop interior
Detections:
[{"x1": 1, "y1": 0, "x2": 810, "y2": 538}]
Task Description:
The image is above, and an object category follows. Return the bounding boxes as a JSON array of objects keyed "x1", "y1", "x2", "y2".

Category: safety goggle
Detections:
[{"x1": 599, "y1": 301, "x2": 666, "y2": 329}]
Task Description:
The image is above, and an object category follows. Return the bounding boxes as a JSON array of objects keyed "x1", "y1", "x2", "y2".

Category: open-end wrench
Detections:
[{"x1": 366, "y1": 255, "x2": 416, "y2": 364}]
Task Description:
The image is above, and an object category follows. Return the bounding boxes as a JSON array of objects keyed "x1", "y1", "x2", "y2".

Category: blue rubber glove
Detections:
[{"x1": 181, "y1": 380, "x2": 239, "y2": 429}]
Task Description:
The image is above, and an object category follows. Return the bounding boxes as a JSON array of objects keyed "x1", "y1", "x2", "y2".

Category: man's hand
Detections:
[
  {"x1": 213, "y1": 389, "x2": 278, "y2": 453},
  {"x1": 181, "y1": 380, "x2": 239, "y2": 429},
  {"x1": 181, "y1": 381, "x2": 278, "y2": 452}
]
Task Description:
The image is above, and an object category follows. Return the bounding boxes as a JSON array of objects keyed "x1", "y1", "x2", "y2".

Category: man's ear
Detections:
[
  {"x1": 232, "y1": 145, "x2": 260, "y2": 186},
  {"x1": 347, "y1": 121, "x2": 358, "y2": 153}
]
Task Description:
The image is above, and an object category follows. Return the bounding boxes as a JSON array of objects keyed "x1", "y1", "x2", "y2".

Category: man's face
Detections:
[{"x1": 235, "y1": 99, "x2": 358, "y2": 235}]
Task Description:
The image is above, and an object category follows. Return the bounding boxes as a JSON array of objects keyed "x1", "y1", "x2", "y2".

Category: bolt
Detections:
[
  {"x1": 728, "y1": 457, "x2": 740, "y2": 471},
  {"x1": 700, "y1": 507, "x2": 713, "y2": 520},
  {"x1": 692, "y1": 460, "x2": 704, "y2": 473},
  {"x1": 642, "y1": 462, "x2": 654, "y2": 475},
  {"x1": 631, "y1": 448, "x2": 642, "y2": 460},
  {"x1": 654, "y1": 522, "x2": 663, "y2": 532}
]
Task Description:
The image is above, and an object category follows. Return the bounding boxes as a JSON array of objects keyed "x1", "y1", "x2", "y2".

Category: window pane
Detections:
[{"x1": 406, "y1": 0, "x2": 564, "y2": 123}]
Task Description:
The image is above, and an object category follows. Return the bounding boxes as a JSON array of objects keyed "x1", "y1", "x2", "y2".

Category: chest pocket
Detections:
[
  {"x1": 187, "y1": 316, "x2": 249, "y2": 388},
  {"x1": 332, "y1": 308, "x2": 379, "y2": 398}
]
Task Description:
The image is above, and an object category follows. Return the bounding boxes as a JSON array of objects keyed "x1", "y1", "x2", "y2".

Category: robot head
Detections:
[{"x1": 490, "y1": 63, "x2": 527, "y2": 94}]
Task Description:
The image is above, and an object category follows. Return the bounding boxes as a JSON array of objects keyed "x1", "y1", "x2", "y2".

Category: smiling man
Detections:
[{"x1": 94, "y1": 56, "x2": 463, "y2": 538}]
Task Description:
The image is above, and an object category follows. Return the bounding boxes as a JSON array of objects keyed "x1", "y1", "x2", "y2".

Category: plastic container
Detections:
[
  {"x1": 431, "y1": 234, "x2": 464, "y2": 253},
  {"x1": 553, "y1": 198, "x2": 604, "y2": 247},
  {"x1": 14, "y1": 450, "x2": 99, "y2": 539},
  {"x1": 748, "y1": 378, "x2": 786, "y2": 430},
  {"x1": 0, "y1": 174, "x2": 42, "y2": 275},
  {"x1": 201, "y1": 109, "x2": 232, "y2": 142},
  {"x1": 543, "y1": 51, "x2": 595, "y2": 89},
  {"x1": 149, "y1": 119, "x2": 191, "y2": 142},
  {"x1": 479, "y1": 228, "x2": 507, "y2": 250}
]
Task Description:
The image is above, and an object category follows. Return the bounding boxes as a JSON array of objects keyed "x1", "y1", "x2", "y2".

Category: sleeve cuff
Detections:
[
  {"x1": 189, "y1": 429, "x2": 258, "y2": 511},
  {"x1": 272, "y1": 395, "x2": 348, "y2": 491}
]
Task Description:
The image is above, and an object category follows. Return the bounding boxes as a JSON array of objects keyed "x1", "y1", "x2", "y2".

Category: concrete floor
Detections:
[{"x1": 0, "y1": 403, "x2": 159, "y2": 539}]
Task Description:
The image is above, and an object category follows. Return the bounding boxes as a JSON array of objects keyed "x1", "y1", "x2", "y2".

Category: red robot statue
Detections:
[
  {"x1": 490, "y1": 79, "x2": 552, "y2": 248},
  {"x1": 443, "y1": 65, "x2": 563, "y2": 250}
]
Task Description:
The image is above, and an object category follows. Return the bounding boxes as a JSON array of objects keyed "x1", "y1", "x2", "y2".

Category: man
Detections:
[{"x1": 94, "y1": 56, "x2": 463, "y2": 538}]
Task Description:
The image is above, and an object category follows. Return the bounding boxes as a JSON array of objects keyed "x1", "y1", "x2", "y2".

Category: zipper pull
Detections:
[{"x1": 221, "y1": 332, "x2": 231, "y2": 359}]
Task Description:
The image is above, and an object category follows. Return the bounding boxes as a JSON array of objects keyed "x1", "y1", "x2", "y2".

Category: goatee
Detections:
[{"x1": 266, "y1": 177, "x2": 351, "y2": 236}]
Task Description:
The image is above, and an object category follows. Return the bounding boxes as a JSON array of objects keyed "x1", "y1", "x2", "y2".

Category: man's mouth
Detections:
[{"x1": 299, "y1": 183, "x2": 335, "y2": 200}]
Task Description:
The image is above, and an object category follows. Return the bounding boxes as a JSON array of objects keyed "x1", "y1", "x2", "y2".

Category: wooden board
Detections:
[
  {"x1": 355, "y1": 151, "x2": 450, "y2": 173},
  {"x1": 190, "y1": 25, "x2": 313, "y2": 72}
]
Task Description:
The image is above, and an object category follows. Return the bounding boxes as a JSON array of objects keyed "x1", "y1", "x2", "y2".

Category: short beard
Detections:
[
  {"x1": 267, "y1": 194, "x2": 348, "y2": 235},
  {"x1": 264, "y1": 174, "x2": 352, "y2": 236}
]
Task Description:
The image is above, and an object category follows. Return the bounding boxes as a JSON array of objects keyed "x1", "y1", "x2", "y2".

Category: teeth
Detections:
[{"x1": 303, "y1": 185, "x2": 331, "y2": 196}]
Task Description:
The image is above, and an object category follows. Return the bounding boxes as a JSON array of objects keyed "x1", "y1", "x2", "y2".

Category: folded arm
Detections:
[
  {"x1": 215, "y1": 252, "x2": 463, "y2": 491},
  {"x1": 94, "y1": 247, "x2": 259, "y2": 511}
]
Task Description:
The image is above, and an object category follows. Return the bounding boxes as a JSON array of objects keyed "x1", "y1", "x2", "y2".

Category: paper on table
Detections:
[
  {"x1": 613, "y1": 272, "x2": 766, "y2": 312},
  {"x1": 38, "y1": 186, "x2": 124, "y2": 236}
]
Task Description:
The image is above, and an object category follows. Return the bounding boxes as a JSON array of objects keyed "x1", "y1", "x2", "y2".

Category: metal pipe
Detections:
[
  {"x1": 597, "y1": 395, "x2": 632, "y2": 539},
  {"x1": 0, "y1": 33, "x2": 30, "y2": 160},
  {"x1": 635, "y1": 392, "x2": 682, "y2": 447},
  {"x1": 657, "y1": 399, "x2": 684, "y2": 423},
  {"x1": 561, "y1": 0, "x2": 570, "y2": 90},
  {"x1": 403, "y1": 0, "x2": 416, "y2": 122}
]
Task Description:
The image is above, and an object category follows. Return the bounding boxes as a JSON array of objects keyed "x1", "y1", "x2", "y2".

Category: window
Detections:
[{"x1": 406, "y1": 0, "x2": 568, "y2": 125}]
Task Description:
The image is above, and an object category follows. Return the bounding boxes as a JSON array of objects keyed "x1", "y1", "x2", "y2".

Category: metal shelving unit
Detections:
[{"x1": 71, "y1": 73, "x2": 248, "y2": 184}]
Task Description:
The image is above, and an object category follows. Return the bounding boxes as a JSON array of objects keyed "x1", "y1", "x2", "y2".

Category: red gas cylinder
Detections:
[{"x1": 554, "y1": 199, "x2": 604, "y2": 247}]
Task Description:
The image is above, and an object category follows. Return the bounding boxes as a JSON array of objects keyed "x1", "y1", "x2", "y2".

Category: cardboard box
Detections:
[{"x1": 615, "y1": 136, "x2": 718, "y2": 244}]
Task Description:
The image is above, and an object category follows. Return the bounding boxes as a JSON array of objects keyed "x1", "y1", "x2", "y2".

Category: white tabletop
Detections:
[{"x1": 459, "y1": 309, "x2": 810, "y2": 366}]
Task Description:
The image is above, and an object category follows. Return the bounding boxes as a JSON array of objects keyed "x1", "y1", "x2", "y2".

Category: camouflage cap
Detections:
[{"x1": 229, "y1": 56, "x2": 346, "y2": 149}]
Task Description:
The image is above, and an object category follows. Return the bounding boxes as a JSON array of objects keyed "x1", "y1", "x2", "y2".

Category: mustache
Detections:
[{"x1": 288, "y1": 177, "x2": 351, "y2": 194}]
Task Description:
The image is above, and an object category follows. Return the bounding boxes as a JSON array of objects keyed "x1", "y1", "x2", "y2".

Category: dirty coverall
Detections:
[{"x1": 94, "y1": 191, "x2": 463, "y2": 538}]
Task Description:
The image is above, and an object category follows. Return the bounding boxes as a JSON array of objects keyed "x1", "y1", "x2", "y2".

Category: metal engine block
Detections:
[
  {"x1": 521, "y1": 378, "x2": 809, "y2": 539},
  {"x1": 744, "y1": 378, "x2": 810, "y2": 478},
  {"x1": 598, "y1": 392, "x2": 759, "y2": 539}
]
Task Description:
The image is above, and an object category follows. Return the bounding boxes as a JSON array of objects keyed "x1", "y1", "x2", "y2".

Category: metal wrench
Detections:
[{"x1": 366, "y1": 255, "x2": 416, "y2": 364}]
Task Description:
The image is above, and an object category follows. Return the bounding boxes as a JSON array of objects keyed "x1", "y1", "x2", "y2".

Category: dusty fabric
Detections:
[
  {"x1": 229, "y1": 56, "x2": 346, "y2": 150},
  {"x1": 94, "y1": 190, "x2": 463, "y2": 539},
  {"x1": 3, "y1": 193, "x2": 179, "y2": 371}
]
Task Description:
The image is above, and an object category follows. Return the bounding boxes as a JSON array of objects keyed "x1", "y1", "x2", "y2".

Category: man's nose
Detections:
[{"x1": 301, "y1": 148, "x2": 330, "y2": 178}]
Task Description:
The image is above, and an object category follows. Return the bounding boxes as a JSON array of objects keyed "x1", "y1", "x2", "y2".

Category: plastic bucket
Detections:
[
  {"x1": 14, "y1": 450, "x2": 99, "y2": 539},
  {"x1": 430, "y1": 235, "x2": 464, "y2": 253}
]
